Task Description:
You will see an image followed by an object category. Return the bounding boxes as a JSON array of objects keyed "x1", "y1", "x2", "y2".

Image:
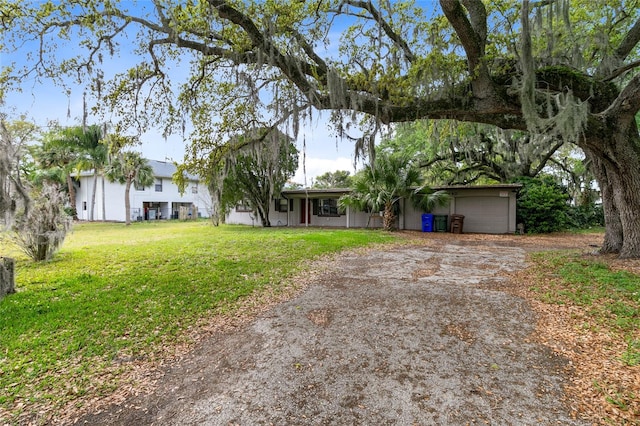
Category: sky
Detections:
[
  {"x1": 1, "y1": 2, "x2": 366, "y2": 187},
  {"x1": 5, "y1": 85, "x2": 360, "y2": 186}
]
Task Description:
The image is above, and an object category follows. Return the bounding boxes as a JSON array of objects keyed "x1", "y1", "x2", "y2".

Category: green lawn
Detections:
[{"x1": 0, "y1": 221, "x2": 397, "y2": 420}]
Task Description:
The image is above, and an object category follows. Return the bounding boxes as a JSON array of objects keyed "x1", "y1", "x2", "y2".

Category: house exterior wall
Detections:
[
  {"x1": 225, "y1": 185, "x2": 520, "y2": 234},
  {"x1": 226, "y1": 209, "x2": 289, "y2": 226},
  {"x1": 75, "y1": 174, "x2": 211, "y2": 222}
]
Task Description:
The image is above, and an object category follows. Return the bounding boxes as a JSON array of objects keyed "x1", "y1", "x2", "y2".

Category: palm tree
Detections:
[
  {"x1": 340, "y1": 151, "x2": 449, "y2": 231},
  {"x1": 75, "y1": 125, "x2": 108, "y2": 221},
  {"x1": 105, "y1": 152, "x2": 154, "y2": 225},
  {"x1": 36, "y1": 128, "x2": 82, "y2": 220}
]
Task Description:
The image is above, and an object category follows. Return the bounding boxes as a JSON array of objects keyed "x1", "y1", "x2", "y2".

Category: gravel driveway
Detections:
[{"x1": 77, "y1": 240, "x2": 588, "y2": 425}]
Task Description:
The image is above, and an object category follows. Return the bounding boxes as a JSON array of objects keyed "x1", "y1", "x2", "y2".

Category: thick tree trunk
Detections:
[
  {"x1": 611, "y1": 166, "x2": 640, "y2": 259},
  {"x1": 383, "y1": 203, "x2": 396, "y2": 231},
  {"x1": 583, "y1": 126, "x2": 640, "y2": 258},
  {"x1": 0, "y1": 257, "x2": 15, "y2": 300},
  {"x1": 586, "y1": 152, "x2": 623, "y2": 253}
]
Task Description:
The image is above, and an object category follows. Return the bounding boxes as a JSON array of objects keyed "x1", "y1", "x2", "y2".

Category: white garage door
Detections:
[{"x1": 455, "y1": 196, "x2": 509, "y2": 233}]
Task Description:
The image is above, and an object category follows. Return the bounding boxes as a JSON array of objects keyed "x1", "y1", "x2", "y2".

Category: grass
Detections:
[
  {"x1": 527, "y1": 250, "x2": 640, "y2": 422},
  {"x1": 0, "y1": 221, "x2": 397, "y2": 421},
  {"x1": 530, "y1": 252, "x2": 640, "y2": 337}
]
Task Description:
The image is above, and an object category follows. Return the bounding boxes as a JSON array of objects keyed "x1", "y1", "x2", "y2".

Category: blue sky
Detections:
[
  {"x1": 5, "y1": 85, "x2": 358, "y2": 185},
  {"x1": 1, "y1": 2, "x2": 364, "y2": 186}
]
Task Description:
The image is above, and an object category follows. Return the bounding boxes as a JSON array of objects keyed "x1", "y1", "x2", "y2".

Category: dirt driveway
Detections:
[{"x1": 77, "y1": 235, "x2": 594, "y2": 425}]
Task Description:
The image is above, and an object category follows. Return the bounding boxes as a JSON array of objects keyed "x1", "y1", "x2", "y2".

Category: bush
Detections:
[
  {"x1": 515, "y1": 176, "x2": 570, "y2": 233},
  {"x1": 567, "y1": 203, "x2": 605, "y2": 229},
  {"x1": 11, "y1": 183, "x2": 72, "y2": 261}
]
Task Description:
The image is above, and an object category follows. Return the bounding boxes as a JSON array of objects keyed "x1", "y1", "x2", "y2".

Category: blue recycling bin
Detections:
[{"x1": 421, "y1": 213, "x2": 434, "y2": 232}]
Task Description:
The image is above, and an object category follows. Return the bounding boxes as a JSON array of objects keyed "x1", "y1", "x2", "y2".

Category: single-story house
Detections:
[
  {"x1": 226, "y1": 184, "x2": 522, "y2": 234},
  {"x1": 74, "y1": 159, "x2": 211, "y2": 222}
]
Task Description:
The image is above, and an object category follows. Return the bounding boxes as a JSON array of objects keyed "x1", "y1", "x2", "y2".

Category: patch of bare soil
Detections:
[{"x1": 65, "y1": 231, "x2": 623, "y2": 426}]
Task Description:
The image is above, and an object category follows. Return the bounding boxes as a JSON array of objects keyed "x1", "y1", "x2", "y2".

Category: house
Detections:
[
  {"x1": 74, "y1": 160, "x2": 211, "y2": 222},
  {"x1": 225, "y1": 184, "x2": 522, "y2": 234}
]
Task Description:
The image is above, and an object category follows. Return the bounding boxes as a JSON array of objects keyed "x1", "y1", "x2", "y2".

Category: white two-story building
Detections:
[{"x1": 74, "y1": 159, "x2": 211, "y2": 222}]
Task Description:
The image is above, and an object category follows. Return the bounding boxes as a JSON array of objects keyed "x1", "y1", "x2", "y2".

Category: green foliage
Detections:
[
  {"x1": 515, "y1": 176, "x2": 570, "y2": 233},
  {"x1": 221, "y1": 129, "x2": 298, "y2": 227},
  {"x1": 0, "y1": 221, "x2": 397, "y2": 419},
  {"x1": 105, "y1": 151, "x2": 154, "y2": 225},
  {"x1": 381, "y1": 120, "x2": 566, "y2": 185},
  {"x1": 622, "y1": 339, "x2": 640, "y2": 367},
  {"x1": 340, "y1": 150, "x2": 448, "y2": 231},
  {"x1": 312, "y1": 170, "x2": 353, "y2": 189},
  {"x1": 105, "y1": 151, "x2": 153, "y2": 187},
  {"x1": 35, "y1": 124, "x2": 110, "y2": 220},
  {"x1": 5, "y1": 0, "x2": 640, "y2": 255},
  {"x1": 567, "y1": 203, "x2": 604, "y2": 229}
]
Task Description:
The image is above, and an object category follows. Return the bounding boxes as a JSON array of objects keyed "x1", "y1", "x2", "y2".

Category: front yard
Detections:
[
  {"x1": 0, "y1": 223, "x2": 638, "y2": 425},
  {"x1": 0, "y1": 221, "x2": 396, "y2": 424}
]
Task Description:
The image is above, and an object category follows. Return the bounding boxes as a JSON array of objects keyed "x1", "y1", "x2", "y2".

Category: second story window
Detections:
[
  {"x1": 192, "y1": 184, "x2": 198, "y2": 194},
  {"x1": 155, "y1": 178, "x2": 163, "y2": 192}
]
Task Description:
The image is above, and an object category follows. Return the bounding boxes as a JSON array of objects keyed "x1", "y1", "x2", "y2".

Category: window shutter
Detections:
[{"x1": 312, "y1": 199, "x2": 318, "y2": 215}]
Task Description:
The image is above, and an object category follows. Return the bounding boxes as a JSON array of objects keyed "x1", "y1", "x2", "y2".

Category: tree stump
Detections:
[{"x1": 0, "y1": 257, "x2": 15, "y2": 300}]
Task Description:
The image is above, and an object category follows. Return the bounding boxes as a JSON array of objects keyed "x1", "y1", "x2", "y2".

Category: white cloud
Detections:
[{"x1": 292, "y1": 156, "x2": 361, "y2": 187}]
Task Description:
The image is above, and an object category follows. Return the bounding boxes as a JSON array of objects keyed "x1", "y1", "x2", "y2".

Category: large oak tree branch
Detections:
[{"x1": 339, "y1": 0, "x2": 415, "y2": 63}]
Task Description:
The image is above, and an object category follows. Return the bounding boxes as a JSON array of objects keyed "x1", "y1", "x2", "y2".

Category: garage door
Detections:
[{"x1": 455, "y1": 196, "x2": 509, "y2": 233}]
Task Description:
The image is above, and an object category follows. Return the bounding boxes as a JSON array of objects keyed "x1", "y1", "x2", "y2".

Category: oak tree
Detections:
[{"x1": 4, "y1": 0, "x2": 640, "y2": 256}]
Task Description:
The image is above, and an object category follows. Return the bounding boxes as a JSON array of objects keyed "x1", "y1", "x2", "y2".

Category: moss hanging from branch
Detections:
[{"x1": 520, "y1": 0, "x2": 588, "y2": 145}]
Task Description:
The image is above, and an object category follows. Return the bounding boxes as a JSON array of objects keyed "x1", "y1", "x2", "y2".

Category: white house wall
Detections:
[{"x1": 75, "y1": 174, "x2": 211, "y2": 222}]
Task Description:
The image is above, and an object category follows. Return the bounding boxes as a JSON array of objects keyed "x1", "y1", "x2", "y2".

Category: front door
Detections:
[{"x1": 300, "y1": 199, "x2": 311, "y2": 224}]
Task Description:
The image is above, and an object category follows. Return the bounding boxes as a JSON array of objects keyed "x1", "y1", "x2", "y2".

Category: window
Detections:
[
  {"x1": 155, "y1": 178, "x2": 163, "y2": 192},
  {"x1": 236, "y1": 200, "x2": 252, "y2": 212},
  {"x1": 135, "y1": 182, "x2": 145, "y2": 191},
  {"x1": 82, "y1": 201, "x2": 87, "y2": 211},
  {"x1": 274, "y1": 198, "x2": 292, "y2": 212},
  {"x1": 313, "y1": 198, "x2": 341, "y2": 217},
  {"x1": 191, "y1": 184, "x2": 198, "y2": 194}
]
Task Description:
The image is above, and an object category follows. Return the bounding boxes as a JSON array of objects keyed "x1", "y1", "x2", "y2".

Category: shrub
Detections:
[
  {"x1": 11, "y1": 183, "x2": 72, "y2": 261},
  {"x1": 515, "y1": 176, "x2": 570, "y2": 233},
  {"x1": 567, "y1": 203, "x2": 605, "y2": 229}
]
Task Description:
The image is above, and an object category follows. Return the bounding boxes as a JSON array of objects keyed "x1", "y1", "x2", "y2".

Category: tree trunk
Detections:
[
  {"x1": 0, "y1": 257, "x2": 15, "y2": 300},
  {"x1": 66, "y1": 174, "x2": 77, "y2": 220},
  {"x1": 90, "y1": 172, "x2": 97, "y2": 221},
  {"x1": 257, "y1": 203, "x2": 270, "y2": 227},
  {"x1": 611, "y1": 166, "x2": 640, "y2": 258},
  {"x1": 586, "y1": 152, "x2": 623, "y2": 253},
  {"x1": 583, "y1": 126, "x2": 640, "y2": 258},
  {"x1": 383, "y1": 202, "x2": 396, "y2": 231},
  {"x1": 124, "y1": 180, "x2": 131, "y2": 226},
  {"x1": 101, "y1": 173, "x2": 106, "y2": 221}
]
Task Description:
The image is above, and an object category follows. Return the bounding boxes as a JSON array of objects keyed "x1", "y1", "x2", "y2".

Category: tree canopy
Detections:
[
  {"x1": 219, "y1": 128, "x2": 298, "y2": 227},
  {"x1": 4, "y1": 0, "x2": 640, "y2": 256},
  {"x1": 340, "y1": 149, "x2": 449, "y2": 231},
  {"x1": 105, "y1": 151, "x2": 154, "y2": 225},
  {"x1": 312, "y1": 170, "x2": 353, "y2": 189}
]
